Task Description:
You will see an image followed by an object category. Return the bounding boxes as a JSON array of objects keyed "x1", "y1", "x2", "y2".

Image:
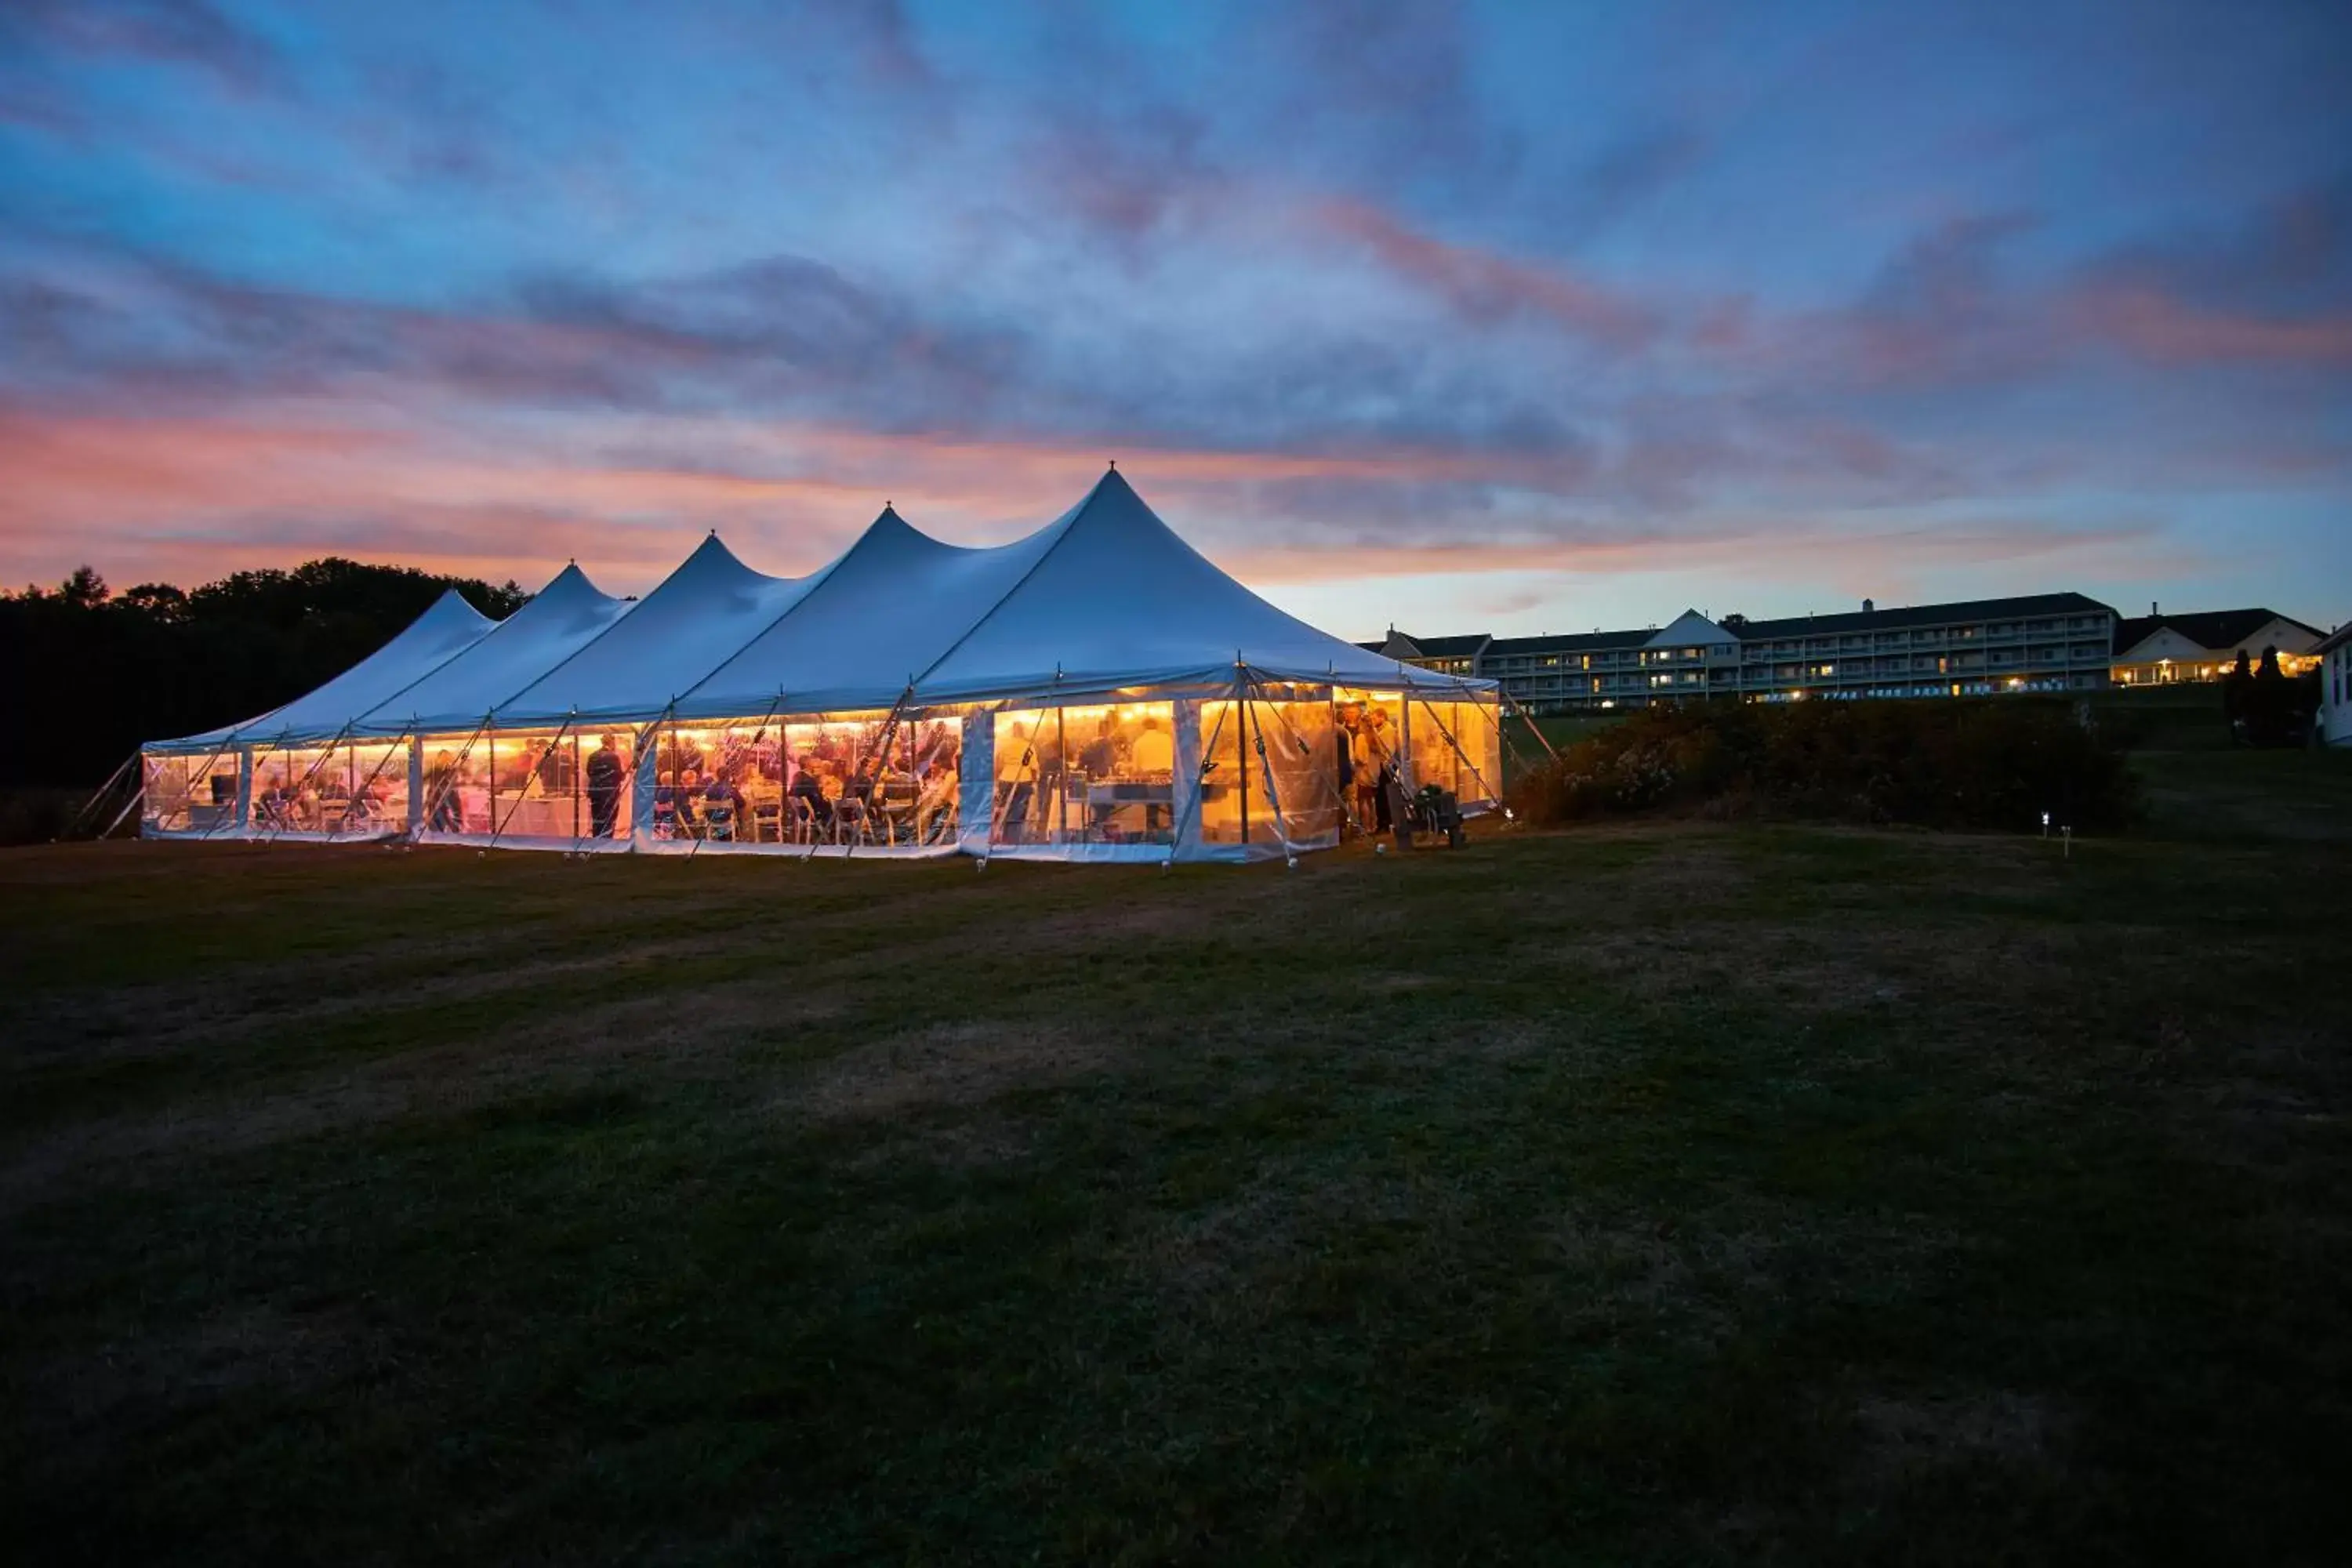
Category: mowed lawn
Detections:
[{"x1": 2, "y1": 752, "x2": 2347, "y2": 1564}]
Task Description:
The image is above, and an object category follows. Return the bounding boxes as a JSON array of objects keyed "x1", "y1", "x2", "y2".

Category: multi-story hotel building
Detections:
[{"x1": 1370, "y1": 593, "x2": 2122, "y2": 713}]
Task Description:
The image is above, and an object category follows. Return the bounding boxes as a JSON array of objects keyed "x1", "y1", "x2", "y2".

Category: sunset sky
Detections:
[{"x1": 2, "y1": 0, "x2": 2347, "y2": 638}]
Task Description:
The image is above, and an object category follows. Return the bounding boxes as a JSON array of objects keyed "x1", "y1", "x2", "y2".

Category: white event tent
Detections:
[{"x1": 140, "y1": 470, "x2": 1501, "y2": 862}]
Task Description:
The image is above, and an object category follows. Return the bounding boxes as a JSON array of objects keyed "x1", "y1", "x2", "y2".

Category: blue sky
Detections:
[{"x1": 1, "y1": 0, "x2": 2346, "y2": 637}]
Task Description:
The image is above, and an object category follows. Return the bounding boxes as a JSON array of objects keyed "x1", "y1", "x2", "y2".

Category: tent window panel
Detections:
[
  {"x1": 485, "y1": 728, "x2": 586, "y2": 841},
  {"x1": 1061, "y1": 701, "x2": 1177, "y2": 848},
  {"x1": 906, "y1": 715, "x2": 963, "y2": 848},
  {"x1": 249, "y1": 746, "x2": 344, "y2": 832},
  {"x1": 768, "y1": 710, "x2": 910, "y2": 848},
  {"x1": 575, "y1": 728, "x2": 635, "y2": 843},
  {"x1": 1254, "y1": 696, "x2": 1341, "y2": 848},
  {"x1": 657, "y1": 717, "x2": 780, "y2": 845},
  {"x1": 143, "y1": 752, "x2": 238, "y2": 833},
  {"x1": 990, "y1": 708, "x2": 1053, "y2": 848},
  {"x1": 1466, "y1": 698, "x2": 1504, "y2": 804},
  {"x1": 323, "y1": 742, "x2": 409, "y2": 836},
  {"x1": 419, "y1": 734, "x2": 490, "y2": 834},
  {"x1": 1406, "y1": 701, "x2": 1483, "y2": 804},
  {"x1": 1196, "y1": 700, "x2": 1246, "y2": 844}
]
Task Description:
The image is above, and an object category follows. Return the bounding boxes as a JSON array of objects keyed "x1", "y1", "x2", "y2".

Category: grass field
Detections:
[{"x1": 3, "y1": 746, "x2": 2347, "y2": 1563}]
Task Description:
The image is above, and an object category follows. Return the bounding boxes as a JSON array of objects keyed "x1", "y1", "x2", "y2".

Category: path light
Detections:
[{"x1": 2041, "y1": 811, "x2": 2050, "y2": 837}]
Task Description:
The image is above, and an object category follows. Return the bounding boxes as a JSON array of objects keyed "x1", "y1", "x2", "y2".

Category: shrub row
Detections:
[{"x1": 1506, "y1": 698, "x2": 2139, "y2": 832}]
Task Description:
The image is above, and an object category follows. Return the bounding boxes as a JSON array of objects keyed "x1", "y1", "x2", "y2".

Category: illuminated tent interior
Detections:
[{"x1": 140, "y1": 470, "x2": 1501, "y2": 862}]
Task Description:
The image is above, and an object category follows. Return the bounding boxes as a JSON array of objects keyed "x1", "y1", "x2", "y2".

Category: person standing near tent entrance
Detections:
[
  {"x1": 997, "y1": 720, "x2": 1039, "y2": 840},
  {"x1": 1351, "y1": 710, "x2": 1387, "y2": 832},
  {"x1": 426, "y1": 749, "x2": 463, "y2": 833},
  {"x1": 1130, "y1": 713, "x2": 1174, "y2": 834},
  {"x1": 586, "y1": 733, "x2": 624, "y2": 837}
]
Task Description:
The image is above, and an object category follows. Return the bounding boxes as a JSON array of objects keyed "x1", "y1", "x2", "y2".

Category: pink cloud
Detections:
[
  {"x1": 1312, "y1": 198, "x2": 1659, "y2": 347},
  {"x1": 2069, "y1": 281, "x2": 2352, "y2": 366}
]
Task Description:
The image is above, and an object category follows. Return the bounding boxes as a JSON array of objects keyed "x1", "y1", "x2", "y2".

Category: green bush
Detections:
[
  {"x1": 0, "y1": 787, "x2": 111, "y2": 847},
  {"x1": 1507, "y1": 698, "x2": 2140, "y2": 833}
]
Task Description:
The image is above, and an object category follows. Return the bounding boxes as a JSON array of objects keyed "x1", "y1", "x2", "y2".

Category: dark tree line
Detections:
[
  {"x1": 2220, "y1": 646, "x2": 2322, "y2": 747},
  {"x1": 1, "y1": 561, "x2": 527, "y2": 789}
]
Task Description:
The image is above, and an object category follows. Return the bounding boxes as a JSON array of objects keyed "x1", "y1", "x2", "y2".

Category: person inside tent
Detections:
[
  {"x1": 1355, "y1": 707, "x2": 1396, "y2": 833},
  {"x1": 702, "y1": 766, "x2": 744, "y2": 841},
  {"x1": 585, "y1": 734, "x2": 625, "y2": 838},
  {"x1": 1080, "y1": 715, "x2": 1120, "y2": 837},
  {"x1": 915, "y1": 750, "x2": 959, "y2": 844},
  {"x1": 1129, "y1": 713, "x2": 1174, "y2": 835},
  {"x1": 788, "y1": 753, "x2": 829, "y2": 840},
  {"x1": 426, "y1": 750, "x2": 465, "y2": 833},
  {"x1": 996, "y1": 720, "x2": 1039, "y2": 840}
]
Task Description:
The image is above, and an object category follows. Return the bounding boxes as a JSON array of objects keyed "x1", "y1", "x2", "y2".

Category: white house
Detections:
[
  {"x1": 2315, "y1": 622, "x2": 2352, "y2": 748},
  {"x1": 2110, "y1": 606, "x2": 2325, "y2": 686}
]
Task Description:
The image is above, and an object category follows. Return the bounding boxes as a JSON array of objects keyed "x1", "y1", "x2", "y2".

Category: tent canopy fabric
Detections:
[
  {"x1": 154, "y1": 587, "x2": 495, "y2": 752},
  {"x1": 676, "y1": 504, "x2": 1061, "y2": 720},
  {"x1": 354, "y1": 562, "x2": 632, "y2": 738},
  {"x1": 494, "y1": 535, "x2": 826, "y2": 727},
  {"x1": 914, "y1": 470, "x2": 1440, "y2": 702},
  {"x1": 146, "y1": 470, "x2": 1489, "y2": 754}
]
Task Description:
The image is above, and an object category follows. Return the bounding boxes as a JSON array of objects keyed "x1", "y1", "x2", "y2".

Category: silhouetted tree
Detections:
[
  {"x1": 0, "y1": 558, "x2": 527, "y2": 788},
  {"x1": 2245, "y1": 645, "x2": 2295, "y2": 747},
  {"x1": 2222, "y1": 648, "x2": 2253, "y2": 742}
]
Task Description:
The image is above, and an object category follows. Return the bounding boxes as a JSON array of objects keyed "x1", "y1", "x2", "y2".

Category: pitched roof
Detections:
[
  {"x1": 1483, "y1": 628, "x2": 1651, "y2": 656},
  {"x1": 1389, "y1": 631, "x2": 1494, "y2": 658},
  {"x1": 2111, "y1": 608, "x2": 2326, "y2": 657},
  {"x1": 1730, "y1": 592, "x2": 2114, "y2": 641}
]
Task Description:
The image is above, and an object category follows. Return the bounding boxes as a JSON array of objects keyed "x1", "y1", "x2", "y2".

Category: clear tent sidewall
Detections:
[{"x1": 141, "y1": 676, "x2": 1501, "y2": 862}]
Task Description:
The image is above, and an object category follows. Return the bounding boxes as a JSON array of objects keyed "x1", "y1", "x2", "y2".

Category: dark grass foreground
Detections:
[{"x1": 2, "y1": 750, "x2": 2347, "y2": 1564}]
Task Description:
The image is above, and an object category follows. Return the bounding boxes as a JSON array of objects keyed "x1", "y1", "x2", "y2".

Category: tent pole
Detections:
[
  {"x1": 261, "y1": 722, "x2": 357, "y2": 844},
  {"x1": 1241, "y1": 682, "x2": 1296, "y2": 858},
  {"x1": 195, "y1": 738, "x2": 253, "y2": 840},
  {"x1": 1171, "y1": 695, "x2": 1234, "y2": 852},
  {"x1": 1500, "y1": 688, "x2": 1559, "y2": 760},
  {"x1": 418, "y1": 717, "x2": 492, "y2": 840},
  {"x1": 1253, "y1": 672, "x2": 1356, "y2": 841},
  {"x1": 490, "y1": 715, "x2": 575, "y2": 848},
  {"x1": 338, "y1": 727, "x2": 414, "y2": 840},
  {"x1": 567, "y1": 715, "x2": 652, "y2": 857},
  {"x1": 1235, "y1": 669, "x2": 1250, "y2": 849},
  {"x1": 62, "y1": 749, "x2": 139, "y2": 840},
  {"x1": 98, "y1": 782, "x2": 147, "y2": 841},
  {"x1": 1410, "y1": 693, "x2": 1502, "y2": 811},
  {"x1": 687, "y1": 696, "x2": 779, "y2": 860}
]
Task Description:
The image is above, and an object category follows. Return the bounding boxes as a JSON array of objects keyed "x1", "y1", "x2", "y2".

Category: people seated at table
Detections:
[
  {"x1": 915, "y1": 756, "x2": 958, "y2": 843},
  {"x1": 787, "y1": 754, "x2": 829, "y2": 840},
  {"x1": 1079, "y1": 716, "x2": 1117, "y2": 778},
  {"x1": 702, "y1": 768, "x2": 744, "y2": 840}
]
